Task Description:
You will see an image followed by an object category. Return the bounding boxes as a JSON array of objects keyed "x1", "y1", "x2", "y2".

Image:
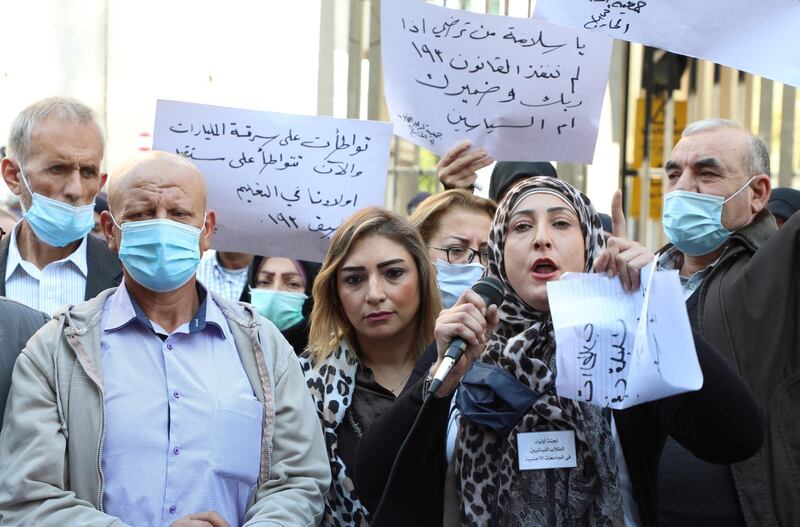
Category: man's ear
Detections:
[
  {"x1": 200, "y1": 209, "x2": 216, "y2": 253},
  {"x1": 750, "y1": 173, "x2": 772, "y2": 215},
  {"x1": 100, "y1": 210, "x2": 119, "y2": 252},
  {"x1": 1, "y1": 158, "x2": 24, "y2": 196}
]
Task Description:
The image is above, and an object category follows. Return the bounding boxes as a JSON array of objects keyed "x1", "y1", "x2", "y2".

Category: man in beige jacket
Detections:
[{"x1": 0, "y1": 152, "x2": 330, "y2": 527}]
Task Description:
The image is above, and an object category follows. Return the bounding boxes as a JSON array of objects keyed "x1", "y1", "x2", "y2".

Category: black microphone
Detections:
[{"x1": 427, "y1": 276, "x2": 504, "y2": 397}]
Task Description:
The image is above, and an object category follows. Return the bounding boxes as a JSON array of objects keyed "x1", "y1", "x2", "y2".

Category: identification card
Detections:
[{"x1": 517, "y1": 430, "x2": 578, "y2": 470}]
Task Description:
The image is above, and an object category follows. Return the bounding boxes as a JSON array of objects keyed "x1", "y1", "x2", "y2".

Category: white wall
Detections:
[{"x1": 0, "y1": 1, "x2": 321, "y2": 199}]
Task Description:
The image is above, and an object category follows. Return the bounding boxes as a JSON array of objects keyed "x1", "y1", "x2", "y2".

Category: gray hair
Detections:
[
  {"x1": 6, "y1": 97, "x2": 105, "y2": 165},
  {"x1": 682, "y1": 118, "x2": 770, "y2": 177}
]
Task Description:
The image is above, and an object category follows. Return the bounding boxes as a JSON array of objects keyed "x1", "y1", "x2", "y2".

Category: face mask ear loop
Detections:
[
  {"x1": 723, "y1": 175, "x2": 757, "y2": 205},
  {"x1": 108, "y1": 212, "x2": 124, "y2": 232},
  {"x1": 17, "y1": 166, "x2": 35, "y2": 212}
]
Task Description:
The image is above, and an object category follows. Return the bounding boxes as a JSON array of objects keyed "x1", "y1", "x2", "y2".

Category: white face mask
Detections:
[{"x1": 435, "y1": 258, "x2": 485, "y2": 308}]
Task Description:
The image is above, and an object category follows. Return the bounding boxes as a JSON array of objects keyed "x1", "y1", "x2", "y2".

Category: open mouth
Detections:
[{"x1": 531, "y1": 258, "x2": 559, "y2": 279}]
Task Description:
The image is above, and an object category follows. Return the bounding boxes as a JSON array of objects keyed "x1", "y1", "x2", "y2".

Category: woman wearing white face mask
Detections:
[
  {"x1": 410, "y1": 190, "x2": 498, "y2": 308},
  {"x1": 240, "y1": 256, "x2": 320, "y2": 355}
]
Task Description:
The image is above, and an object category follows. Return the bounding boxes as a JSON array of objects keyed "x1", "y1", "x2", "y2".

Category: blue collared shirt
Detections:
[{"x1": 100, "y1": 282, "x2": 263, "y2": 527}]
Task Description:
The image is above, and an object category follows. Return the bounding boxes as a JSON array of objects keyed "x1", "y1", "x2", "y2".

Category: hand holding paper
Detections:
[
  {"x1": 593, "y1": 190, "x2": 654, "y2": 291},
  {"x1": 547, "y1": 261, "x2": 702, "y2": 409}
]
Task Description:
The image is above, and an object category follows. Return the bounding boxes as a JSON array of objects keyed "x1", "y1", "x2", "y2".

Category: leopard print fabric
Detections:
[
  {"x1": 455, "y1": 177, "x2": 624, "y2": 526},
  {"x1": 300, "y1": 343, "x2": 369, "y2": 527}
]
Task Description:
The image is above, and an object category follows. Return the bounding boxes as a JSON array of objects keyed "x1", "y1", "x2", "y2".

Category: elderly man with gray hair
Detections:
[
  {"x1": 653, "y1": 119, "x2": 799, "y2": 526},
  {"x1": 0, "y1": 151, "x2": 330, "y2": 527},
  {"x1": 0, "y1": 97, "x2": 122, "y2": 314}
]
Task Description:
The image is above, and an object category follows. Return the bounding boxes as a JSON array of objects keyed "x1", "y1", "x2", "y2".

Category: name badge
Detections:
[{"x1": 517, "y1": 430, "x2": 577, "y2": 470}]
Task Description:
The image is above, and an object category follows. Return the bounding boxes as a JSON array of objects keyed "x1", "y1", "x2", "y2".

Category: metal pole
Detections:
[
  {"x1": 620, "y1": 42, "x2": 631, "y2": 217},
  {"x1": 640, "y1": 47, "x2": 655, "y2": 246}
]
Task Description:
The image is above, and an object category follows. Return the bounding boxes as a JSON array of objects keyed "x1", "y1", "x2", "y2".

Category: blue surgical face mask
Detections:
[
  {"x1": 249, "y1": 289, "x2": 307, "y2": 331},
  {"x1": 435, "y1": 258, "x2": 485, "y2": 308},
  {"x1": 662, "y1": 177, "x2": 755, "y2": 256},
  {"x1": 112, "y1": 215, "x2": 205, "y2": 293},
  {"x1": 18, "y1": 168, "x2": 95, "y2": 247}
]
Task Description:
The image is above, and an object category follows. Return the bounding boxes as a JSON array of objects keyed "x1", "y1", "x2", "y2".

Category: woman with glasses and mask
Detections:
[
  {"x1": 410, "y1": 190, "x2": 497, "y2": 308},
  {"x1": 240, "y1": 256, "x2": 320, "y2": 355},
  {"x1": 299, "y1": 207, "x2": 446, "y2": 526},
  {"x1": 353, "y1": 177, "x2": 763, "y2": 527}
]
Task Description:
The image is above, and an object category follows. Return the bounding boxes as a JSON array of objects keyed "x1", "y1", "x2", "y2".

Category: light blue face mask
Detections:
[
  {"x1": 18, "y1": 168, "x2": 95, "y2": 247},
  {"x1": 435, "y1": 258, "x2": 485, "y2": 308},
  {"x1": 662, "y1": 176, "x2": 755, "y2": 256},
  {"x1": 112, "y1": 215, "x2": 205, "y2": 293},
  {"x1": 249, "y1": 289, "x2": 307, "y2": 331}
]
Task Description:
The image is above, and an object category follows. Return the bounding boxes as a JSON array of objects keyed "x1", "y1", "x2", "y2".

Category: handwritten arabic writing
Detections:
[
  {"x1": 168, "y1": 122, "x2": 372, "y2": 176},
  {"x1": 582, "y1": 0, "x2": 648, "y2": 34},
  {"x1": 153, "y1": 100, "x2": 393, "y2": 261},
  {"x1": 549, "y1": 266, "x2": 703, "y2": 410},
  {"x1": 573, "y1": 318, "x2": 630, "y2": 406},
  {"x1": 534, "y1": 0, "x2": 800, "y2": 89},
  {"x1": 382, "y1": 0, "x2": 613, "y2": 162}
]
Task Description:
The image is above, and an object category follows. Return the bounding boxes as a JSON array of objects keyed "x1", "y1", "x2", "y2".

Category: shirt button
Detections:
[
  {"x1": 173, "y1": 446, "x2": 180, "y2": 455},
  {"x1": 169, "y1": 505, "x2": 176, "y2": 514},
  {"x1": 166, "y1": 343, "x2": 174, "y2": 351},
  {"x1": 173, "y1": 391, "x2": 180, "y2": 399}
]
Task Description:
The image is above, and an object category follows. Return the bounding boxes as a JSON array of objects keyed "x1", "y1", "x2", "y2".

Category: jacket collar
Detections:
[
  {"x1": 55, "y1": 285, "x2": 263, "y2": 390},
  {"x1": 726, "y1": 208, "x2": 777, "y2": 254}
]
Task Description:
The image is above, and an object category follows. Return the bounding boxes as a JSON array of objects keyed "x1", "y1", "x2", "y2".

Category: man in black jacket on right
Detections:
[{"x1": 656, "y1": 118, "x2": 799, "y2": 527}]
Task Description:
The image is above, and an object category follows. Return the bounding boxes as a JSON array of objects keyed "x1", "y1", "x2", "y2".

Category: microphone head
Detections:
[{"x1": 472, "y1": 276, "x2": 505, "y2": 307}]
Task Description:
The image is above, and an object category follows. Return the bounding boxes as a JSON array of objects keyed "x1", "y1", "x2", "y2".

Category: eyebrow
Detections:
[
  {"x1": 341, "y1": 258, "x2": 406, "y2": 272},
  {"x1": 509, "y1": 206, "x2": 576, "y2": 220},
  {"x1": 259, "y1": 271, "x2": 301, "y2": 277},
  {"x1": 693, "y1": 157, "x2": 723, "y2": 170},
  {"x1": 665, "y1": 157, "x2": 723, "y2": 171}
]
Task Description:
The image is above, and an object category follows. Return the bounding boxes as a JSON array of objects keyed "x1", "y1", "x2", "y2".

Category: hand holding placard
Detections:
[{"x1": 547, "y1": 261, "x2": 702, "y2": 409}]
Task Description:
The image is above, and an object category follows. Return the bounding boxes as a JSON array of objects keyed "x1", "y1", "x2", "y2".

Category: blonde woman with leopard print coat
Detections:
[{"x1": 299, "y1": 207, "x2": 445, "y2": 526}]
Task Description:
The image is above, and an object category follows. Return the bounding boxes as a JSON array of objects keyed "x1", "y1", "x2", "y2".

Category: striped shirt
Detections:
[
  {"x1": 5, "y1": 221, "x2": 88, "y2": 315},
  {"x1": 196, "y1": 251, "x2": 250, "y2": 302}
]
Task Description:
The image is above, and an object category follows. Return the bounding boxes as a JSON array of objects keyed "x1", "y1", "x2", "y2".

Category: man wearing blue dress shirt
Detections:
[{"x1": 0, "y1": 151, "x2": 330, "y2": 527}]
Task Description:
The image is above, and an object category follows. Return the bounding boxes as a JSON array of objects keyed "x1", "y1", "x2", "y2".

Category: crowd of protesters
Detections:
[{"x1": 0, "y1": 93, "x2": 797, "y2": 527}]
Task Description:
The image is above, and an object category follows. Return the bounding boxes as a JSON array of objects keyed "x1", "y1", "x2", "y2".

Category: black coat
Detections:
[
  {"x1": 659, "y1": 209, "x2": 800, "y2": 526},
  {"x1": 0, "y1": 297, "x2": 49, "y2": 430}
]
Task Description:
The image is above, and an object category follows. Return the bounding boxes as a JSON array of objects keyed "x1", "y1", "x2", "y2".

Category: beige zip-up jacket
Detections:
[{"x1": 0, "y1": 288, "x2": 330, "y2": 527}]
